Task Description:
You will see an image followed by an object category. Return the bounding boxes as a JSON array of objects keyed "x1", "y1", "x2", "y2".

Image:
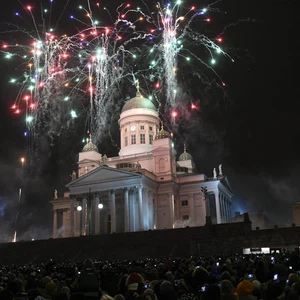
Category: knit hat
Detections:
[
  {"x1": 126, "y1": 273, "x2": 144, "y2": 291},
  {"x1": 236, "y1": 280, "x2": 253, "y2": 296},
  {"x1": 45, "y1": 281, "x2": 57, "y2": 294}
]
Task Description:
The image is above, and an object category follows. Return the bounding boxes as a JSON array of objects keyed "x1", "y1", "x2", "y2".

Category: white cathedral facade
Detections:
[{"x1": 51, "y1": 88, "x2": 233, "y2": 238}]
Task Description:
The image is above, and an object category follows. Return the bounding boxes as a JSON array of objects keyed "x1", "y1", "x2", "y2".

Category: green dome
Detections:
[
  {"x1": 179, "y1": 146, "x2": 193, "y2": 161},
  {"x1": 155, "y1": 122, "x2": 171, "y2": 140},
  {"x1": 82, "y1": 140, "x2": 98, "y2": 152},
  {"x1": 121, "y1": 93, "x2": 156, "y2": 113}
]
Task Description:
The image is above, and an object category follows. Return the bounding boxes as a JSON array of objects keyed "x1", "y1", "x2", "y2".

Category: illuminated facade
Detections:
[{"x1": 51, "y1": 89, "x2": 233, "y2": 238}]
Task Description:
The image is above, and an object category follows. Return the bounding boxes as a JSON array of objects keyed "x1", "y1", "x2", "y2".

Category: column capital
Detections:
[{"x1": 109, "y1": 189, "x2": 116, "y2": 195}]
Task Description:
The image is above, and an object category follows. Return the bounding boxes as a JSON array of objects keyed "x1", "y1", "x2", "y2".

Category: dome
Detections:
[
  {"x1": 121, "y1": 80, "x2": 156, "y2": 113},
  {"x1": 82, "y1": 135, "x2": 98, "y2": 152},
  {"x1": 156, "y1": 122, "x2": 171, "y2": 140},
  {"x1": 121, "y1": 94, "x2": 156, "y2": 113},
  {"x1": 179, "y1": 145, "x2": 193, "y2": 161}
]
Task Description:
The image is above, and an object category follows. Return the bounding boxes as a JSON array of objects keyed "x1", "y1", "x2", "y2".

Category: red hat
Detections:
[{"x1": 126, "y1": 273, "x2": 144, "y2": 291}]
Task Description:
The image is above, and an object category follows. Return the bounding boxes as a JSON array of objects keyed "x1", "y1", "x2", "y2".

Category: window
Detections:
[
  {"x1": 182, "y1": 215, "x2": 189, "y2": 220},
  {"x1": 140, "y1": 134, "x2": 145, "y2": 144},
  {"x1": 140, "y1": 125, "x2": 144, "y2": 130},
  {"x1": 181, "y1": 200, "x2": 188, "y2": 206},
  {"x1": 149, "y1": 126, "x2": 153, "y2": 131},
  {"x1": 125, "y1": 136, "x2": 128, "y2": 146},
  {"x1": 125, "y1": 128, "x2": 127, "y2": 133},
  {"x1": 149, "y1": 134, "x2": 153, "y2": 145},
  {"x1": 131, "y1": 135, "x2": 136, "y2": 145}
]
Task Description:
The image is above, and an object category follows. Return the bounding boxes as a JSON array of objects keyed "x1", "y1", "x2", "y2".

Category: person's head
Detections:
[
  {"x1": 236, "y1": 280, "x2": 253, "y2": 297},
  {"x1": 126, "y1": 272, "x2": 144, "y2": 295},
  {"x1": 251, "y1": 280, "x2": 261, "y2": 296},
  {"x1": 288, "y1": 273, "x2": 300, "y2": 286},
  {"x1": 221, "y1": 279, "x2": 233, "y2": 295}
]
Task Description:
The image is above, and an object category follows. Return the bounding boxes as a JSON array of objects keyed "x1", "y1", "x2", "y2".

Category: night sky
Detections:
[{"x1": 0, "y1": 0, "x2": 298, "y2": 242}]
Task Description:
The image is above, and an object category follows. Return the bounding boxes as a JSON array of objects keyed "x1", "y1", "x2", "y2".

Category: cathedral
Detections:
[{"x1": 51, "y1": 86, "x2": 233, "y2": 238}]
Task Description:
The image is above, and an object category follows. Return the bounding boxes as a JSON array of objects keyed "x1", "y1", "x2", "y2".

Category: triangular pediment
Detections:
[
  {"x1": 78, "y1": 158, "x2": 100, "y2": 164},
  {"x1": 66, "y1": 166, "x2": 141, "y2": 187}
]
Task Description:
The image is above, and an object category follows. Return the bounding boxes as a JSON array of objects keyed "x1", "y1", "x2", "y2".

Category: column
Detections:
[
  {"x1": 214, "y1": 191, "x2": 221, "y2": 224},
  {"x1": 148, "y1": 191, "x2": 153, "y2": 229},
  {"x1": 169, "y1": 194, "x2": 174, "y2": 229},
  {"x1": 94, "y1": 197, "x2": 100, "y2": 234},
  {"x1": 219, "y1": 194, "x2": 224, "y2": 223},
  {"x1": 70, "y1": 200, "x2": 75, "y2": 237},
  {"x1": 129, "y1": 188, "x2": 135, "y2": 231},
  {"x1": 82, "y1": 198, "x2": 87, "y2": 235},
  {"x1": 138, "y1": 186, "x2": 143, "y2": 231},
  {"x1": 110, "y1": 190, "x2": 116, "y2": 233},
  {"x1": 189, "y1": 194, "x2": 195, "y2": 226},
  {"x1": 124, "y1": 188, "x2": 129, "y2": 232},
  {"x1": 53, "y1": 209, "x2": 58, "y2": 239},
  {"x1": 228, "y1": 198, "x2": 232, "y2": 222},
  {"x1": 154, "y1": 194, "x2": 158, "y2": 229},
  {"x1": 225, "y1": 198, "x2": 229, "y2": 223},
  {"x1": 143, "y1": 188, "x2": 149, "y2": 230}
]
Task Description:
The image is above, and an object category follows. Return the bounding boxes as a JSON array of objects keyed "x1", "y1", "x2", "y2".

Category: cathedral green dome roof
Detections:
[{"x1": 121, "y1": 94, "x2": 156, "y2": 113}]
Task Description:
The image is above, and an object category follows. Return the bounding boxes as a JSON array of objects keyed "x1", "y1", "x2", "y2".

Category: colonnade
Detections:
[{"x1": 52, "y1": 186, "x2": 155, "y2": 238}]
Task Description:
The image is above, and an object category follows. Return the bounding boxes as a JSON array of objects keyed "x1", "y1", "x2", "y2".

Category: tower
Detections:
[
  {"x1": 78, "y1": 134, "x2": 102, "y2": 177},
  {"x1": 118, "y1": 81, "x2": 160, "y2": 157}
]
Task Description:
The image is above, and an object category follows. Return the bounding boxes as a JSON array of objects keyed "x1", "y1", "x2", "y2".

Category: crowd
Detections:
[{"x1": 1, "y1": 252, "x2": 300, "y2": 300}]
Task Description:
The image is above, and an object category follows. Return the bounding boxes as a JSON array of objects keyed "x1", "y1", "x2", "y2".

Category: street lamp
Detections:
[
  {"x1": 98, "y1": 203, "x2": 104, "y2": 209},
  {"x1": 77, "y1": 205, "x2": 82, "y2": 211}
]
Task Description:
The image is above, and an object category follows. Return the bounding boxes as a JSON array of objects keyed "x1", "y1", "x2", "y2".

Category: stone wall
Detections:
[{"x1": 1, "y1": 214, "x2": 300, "y2": 265}]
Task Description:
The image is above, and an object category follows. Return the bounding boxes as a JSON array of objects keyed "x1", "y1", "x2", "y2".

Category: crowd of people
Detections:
[{"x1": 1, "y1": 252, "x2": 300, "y2": 300}]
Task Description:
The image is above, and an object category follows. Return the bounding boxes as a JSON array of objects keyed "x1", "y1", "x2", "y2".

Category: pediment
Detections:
[
  {"x1": 66, "y1": 166, "x2": 141, "y2": 187},
  {"x1": 78, "y1": 158, "x2": 100, "y2": 164}
]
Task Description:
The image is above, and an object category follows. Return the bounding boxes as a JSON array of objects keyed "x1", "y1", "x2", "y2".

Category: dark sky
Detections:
[{"x1": 0, "y1": 0, "x2": 298, "y2": 241}]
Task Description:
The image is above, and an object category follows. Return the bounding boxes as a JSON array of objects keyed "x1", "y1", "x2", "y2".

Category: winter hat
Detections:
[
  {"x1": 159, "y1": 280, "x2": 173, "y2": 296},
  {"x1": 126, "y1": 273, "x2": 144, "y2": 291},
  {"x1": 45, "y1": 281, "x2": 57, "y2": 294},
  {"x1": 236, "y1": 280, "x2": 253, "y2": 296}
]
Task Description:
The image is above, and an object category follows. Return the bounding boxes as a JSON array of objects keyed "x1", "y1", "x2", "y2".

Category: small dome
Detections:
[
  {"x1": 82, "y1": 135, "x2": 98, "y2": 152},
  {"x1": 156, "y1": 122, "x2": 171, "y2": 140},
  {"x1": 179, "y1": 145, "x2": 193, "y2": 161}
]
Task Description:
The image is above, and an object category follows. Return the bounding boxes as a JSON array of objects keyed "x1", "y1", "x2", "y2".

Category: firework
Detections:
[{"x1": 1, "y1": 0, "x2": 235, "y2": 146}]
